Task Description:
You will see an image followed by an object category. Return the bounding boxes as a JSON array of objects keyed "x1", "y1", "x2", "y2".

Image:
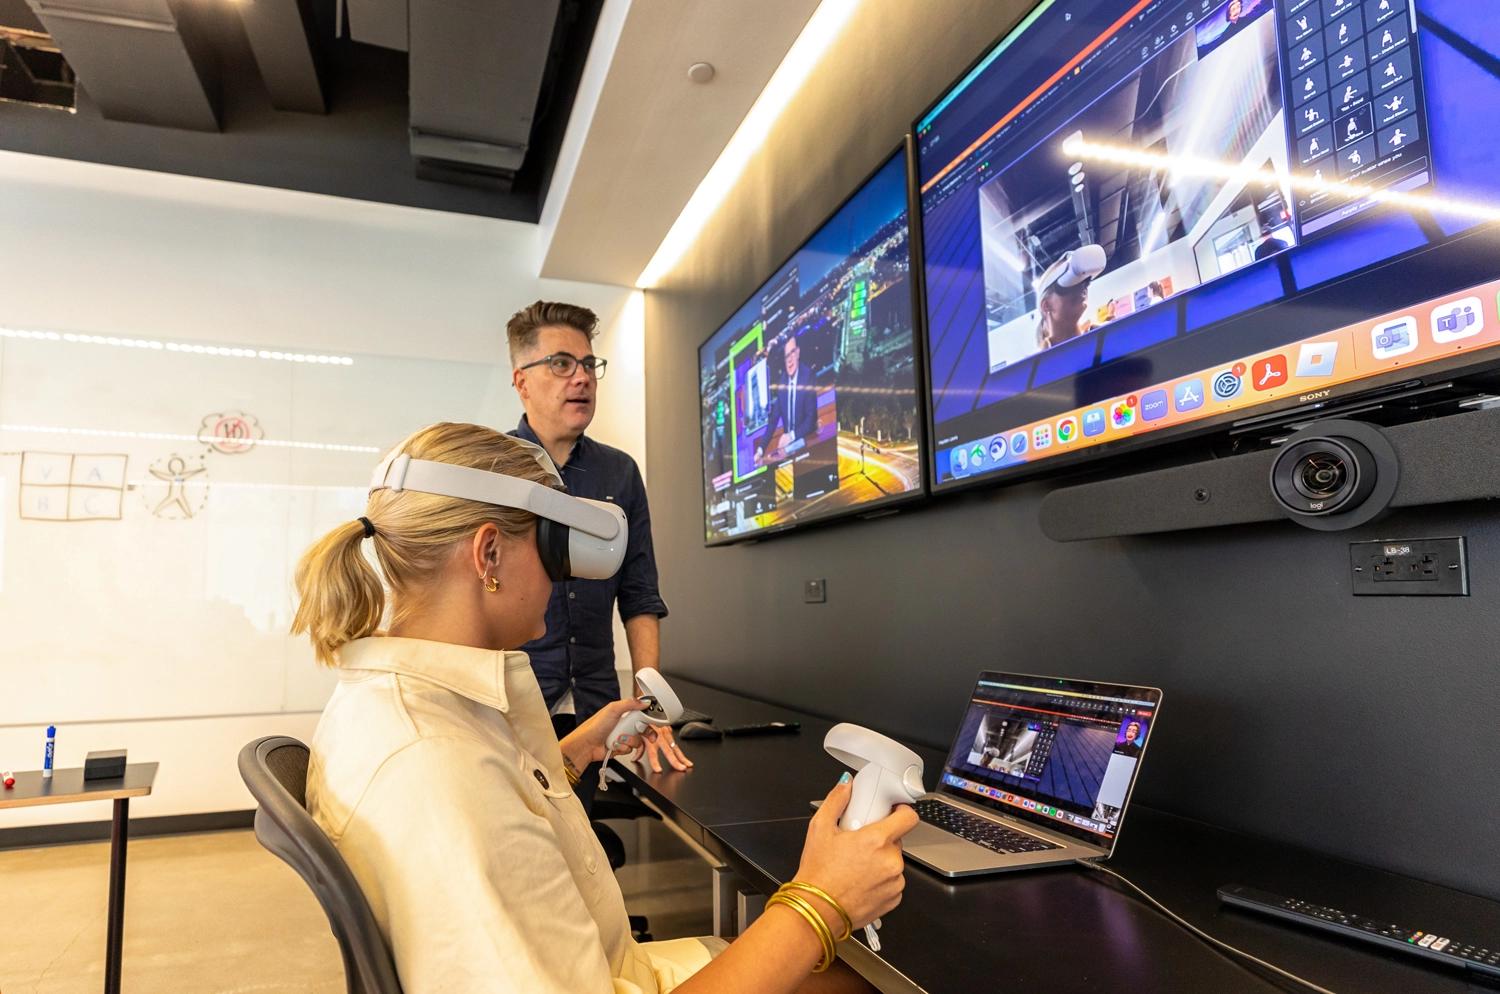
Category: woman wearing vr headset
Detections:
[{"x1": 292, "y1": 422, "x2": 916, "y2": 994}]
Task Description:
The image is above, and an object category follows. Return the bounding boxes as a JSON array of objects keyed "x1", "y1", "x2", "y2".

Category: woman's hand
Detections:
[
  {"x1": 792, "y1": 776, "x2": 919, "y2": 930},
  {"x1": 559, "y1": 698, "x2": 649, "y2": 774}
]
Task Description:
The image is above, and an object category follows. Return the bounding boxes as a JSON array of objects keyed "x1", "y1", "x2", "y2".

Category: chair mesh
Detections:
[{"x1": 265, "y1": 743, "x2": 309, "y2": 806}]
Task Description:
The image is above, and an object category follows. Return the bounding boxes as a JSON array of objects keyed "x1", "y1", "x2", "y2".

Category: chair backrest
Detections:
[{"x1": 238, "y1": 736, "x2": 404, "y2": 994}]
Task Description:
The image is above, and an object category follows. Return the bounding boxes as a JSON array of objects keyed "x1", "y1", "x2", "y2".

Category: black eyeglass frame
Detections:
[{"x1": 518, "y1": 352, "x2": 608, "y2": 379}]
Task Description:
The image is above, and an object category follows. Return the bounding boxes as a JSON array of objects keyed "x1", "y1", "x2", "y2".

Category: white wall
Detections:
[{"x1": 0, "y1": 151, "x2": 644, "y2": 827}]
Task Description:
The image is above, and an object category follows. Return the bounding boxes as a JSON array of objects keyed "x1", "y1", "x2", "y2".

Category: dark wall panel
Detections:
[{"x1": 647, "y1": 282, "x2": 1500, "y2": 904}]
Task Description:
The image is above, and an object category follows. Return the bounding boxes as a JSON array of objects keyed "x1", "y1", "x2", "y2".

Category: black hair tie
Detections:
[{"x1": 358, "y1": 516, "x2": 376, "y2": 539}]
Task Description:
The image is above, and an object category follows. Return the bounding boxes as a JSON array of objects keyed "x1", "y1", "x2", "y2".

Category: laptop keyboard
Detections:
[{"x1": 916, "y1": 799, "x2": 1062, "y2": 855}]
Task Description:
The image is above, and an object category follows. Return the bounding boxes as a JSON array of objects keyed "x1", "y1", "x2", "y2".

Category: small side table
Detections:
[{"x1": 0, "y1": 762, "x2": 158, "y2": 994}]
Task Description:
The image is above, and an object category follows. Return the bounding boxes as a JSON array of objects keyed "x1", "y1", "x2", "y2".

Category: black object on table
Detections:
[
  {"x1": 1219, "y1": 883, "x2": 1500, "y2": 980},
  {"x1": 0, "y1": 762, "x2": 158, "y2": 994},
  {"x1": 84, "y1": 749, "x2": 129, "y2": 781},
  {"x1": 617, "y1": 679, "x2": 1500, "y2": 994},
  {"x1": 721, "y1": 720, "x2": 800, "y2": 737},
  {"x1": 670, "y1": 707, "x2": 715, "y2": 728}
]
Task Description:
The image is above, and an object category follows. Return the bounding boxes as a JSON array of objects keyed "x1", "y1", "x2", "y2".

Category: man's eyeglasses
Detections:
[{"x1": 519, "y1": 352, "x2": 608, "y2": 379}]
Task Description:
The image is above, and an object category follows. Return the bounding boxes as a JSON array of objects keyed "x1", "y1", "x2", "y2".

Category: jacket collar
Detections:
[{"x1": 336, "y1": 636, "x2": 530, "y2": 713}]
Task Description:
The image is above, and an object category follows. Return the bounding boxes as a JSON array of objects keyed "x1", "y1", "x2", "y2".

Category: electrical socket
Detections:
[
  {"x1": 1350, "y1": 537, "x2": 1468, "y2": 596},
  {"x1": 804, "y1": 578, "x2": 827, "y2": 604}
]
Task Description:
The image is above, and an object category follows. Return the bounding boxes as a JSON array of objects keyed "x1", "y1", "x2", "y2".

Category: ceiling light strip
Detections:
[
  {"x1": 0, "y1": 327, "x2": 356, "y2": 366},
  {"x1": 635, "y1": 0, "x2": 862, "y2": 288}
]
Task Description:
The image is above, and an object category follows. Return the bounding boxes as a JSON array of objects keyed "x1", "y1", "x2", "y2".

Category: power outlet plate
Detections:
[
  {"x1": 803, "y1": 578, "x2": 827, "y2": 604},
  {"x1": 1350, "y1": 537, "x2": 1468, "y2": 596}
]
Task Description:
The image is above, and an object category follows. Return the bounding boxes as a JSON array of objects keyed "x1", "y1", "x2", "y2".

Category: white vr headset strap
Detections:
[{"x1": 369, "y1": 454, "x2": 623, "y2": 542}]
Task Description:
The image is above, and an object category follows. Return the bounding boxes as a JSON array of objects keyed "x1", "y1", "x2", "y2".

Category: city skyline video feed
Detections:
[{"x1": 698, "y1": 151, "x2": 924, "y2": 544}]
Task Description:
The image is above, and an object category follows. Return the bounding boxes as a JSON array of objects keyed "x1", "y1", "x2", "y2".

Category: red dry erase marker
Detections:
[{"x1": 2, "y1": 771, "x2": 14, "y2": 789}]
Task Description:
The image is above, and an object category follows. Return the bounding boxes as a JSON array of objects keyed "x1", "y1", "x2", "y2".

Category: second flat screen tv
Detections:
[
  {"x1": 917, "y1": 0, "x2": 1500, "y2": 490},
  {"x1": 698, "y1": 149, "x2": 924, "y2": 545}
]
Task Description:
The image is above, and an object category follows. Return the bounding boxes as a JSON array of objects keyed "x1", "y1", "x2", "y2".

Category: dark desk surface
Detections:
[
  {"x1": 0, "y1": 763, "x2": 157, "y2": 810},
  {"x1": 623, "y1": 680, "x2": 1500, "y2": 994}
]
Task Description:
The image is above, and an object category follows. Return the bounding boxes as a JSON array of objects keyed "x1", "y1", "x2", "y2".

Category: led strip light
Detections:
[{"x1": 0, "y1": 326, "x2": 356, "y2": 365}]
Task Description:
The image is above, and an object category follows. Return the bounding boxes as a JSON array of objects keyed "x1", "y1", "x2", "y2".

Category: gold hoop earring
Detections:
[{"x1": 483, "y1": 574, "x2": 500, "y2": 593}]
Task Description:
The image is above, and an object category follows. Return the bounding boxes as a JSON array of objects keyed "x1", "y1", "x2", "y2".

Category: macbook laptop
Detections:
[{"x1": 901, "y1": 671, "x2": 1161, "y2": 877}]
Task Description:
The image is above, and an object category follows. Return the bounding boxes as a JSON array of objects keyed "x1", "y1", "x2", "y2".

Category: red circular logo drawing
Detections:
[{"x1": 198, "y1": 411, "x2": 263, "y2": 455}]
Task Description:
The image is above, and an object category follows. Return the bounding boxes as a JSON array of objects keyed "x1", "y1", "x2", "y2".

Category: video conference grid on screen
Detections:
[
  {"x1": 698, "y1": 152, "x2": 923, "y2": 543},
  {"x1": 941, "y1": 678, "x2": 1159, "y2": 842},
  {"x1": 918, "y1": 0, "x2": 1499, "y2": 487}
]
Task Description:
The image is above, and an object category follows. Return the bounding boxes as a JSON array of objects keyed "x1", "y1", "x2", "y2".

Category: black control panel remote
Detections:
[
  {"x1": 721, "y1": 721, "x2": 801, "y2": 737},
  {"x1": 1219, "y1": 883, "x2": 1500, "y2": 979}
]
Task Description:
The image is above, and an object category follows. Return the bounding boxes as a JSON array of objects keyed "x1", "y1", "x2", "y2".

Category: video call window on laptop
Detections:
[{"x1": 940, "y1": 673, "x2": 1161, "y2": 847}]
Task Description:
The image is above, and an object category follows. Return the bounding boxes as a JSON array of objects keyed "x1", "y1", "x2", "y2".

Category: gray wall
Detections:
[{"x1": 642, "y1": 0, "x2": 1500, "y2": 901}]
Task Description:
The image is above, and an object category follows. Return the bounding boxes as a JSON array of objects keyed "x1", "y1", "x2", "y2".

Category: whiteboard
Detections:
[{"x1": 0, "y1": 333, "x2": 518, "y2": 723}]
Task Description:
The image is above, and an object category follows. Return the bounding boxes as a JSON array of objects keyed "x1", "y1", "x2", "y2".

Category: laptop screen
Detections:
[{"x1": 938, "y1": 672, "x2": 1161, "y2": 848}]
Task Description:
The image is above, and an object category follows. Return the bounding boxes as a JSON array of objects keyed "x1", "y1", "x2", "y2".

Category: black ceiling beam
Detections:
[{"x1": 236, "y1": 0, "x2": 329, "y2": 114}]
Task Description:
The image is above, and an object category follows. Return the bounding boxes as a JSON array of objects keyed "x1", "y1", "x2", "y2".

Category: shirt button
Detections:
[
  {"x1": 569, "y1": 636, "x2": 576, "y2": 644},
  {"x1": 568, "y1": 591, "x2": 576, "y2": 600}
]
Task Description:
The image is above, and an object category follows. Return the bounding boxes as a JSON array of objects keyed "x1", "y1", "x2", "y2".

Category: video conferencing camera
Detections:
[{"x1": 368, "y1": 434, "x2": 628, "y2": 581}]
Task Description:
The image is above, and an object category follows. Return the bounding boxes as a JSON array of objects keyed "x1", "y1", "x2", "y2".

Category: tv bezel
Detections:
[
  {"x1": 909, "y1": 0, "x2": 1500, "y2": 498},
  {"x1": 697, "y1": 140, "x2": 930, "y2": 548}
]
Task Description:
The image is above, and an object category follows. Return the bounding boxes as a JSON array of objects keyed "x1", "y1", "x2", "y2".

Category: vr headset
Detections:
[{"x1": 368, "y1": 437, "x2": 627, "y2": 582}]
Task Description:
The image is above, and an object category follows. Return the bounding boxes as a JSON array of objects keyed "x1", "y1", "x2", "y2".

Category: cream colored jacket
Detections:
[{"x1": 307, "y1": 636, "x2": 719, "y2": 993}]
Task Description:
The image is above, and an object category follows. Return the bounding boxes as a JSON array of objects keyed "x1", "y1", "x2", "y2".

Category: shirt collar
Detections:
[
  {"x1": 336, "y1": 636, "x2": 531, "y2": 713},
  {"x1": 514, "y1": 414, "x2": 591, "y2": 469}
]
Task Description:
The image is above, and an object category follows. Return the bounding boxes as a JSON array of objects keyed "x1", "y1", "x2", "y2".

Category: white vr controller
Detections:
[
  {"x1": 598, "y1": 670, "x2": 684, "y2": 791},
  {"x1": 606, "y1": 668, "x2": 683, "y2": 752},
  {"x1": 823, "y1": 723, "x2": 925, "y2": 951},
  {"x1": 824, "y1": 723, "x2": 926, "y2": 830}
]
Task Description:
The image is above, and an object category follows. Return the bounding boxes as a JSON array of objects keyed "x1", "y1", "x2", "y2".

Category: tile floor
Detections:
[{"x1": 0, "y1": 818, "x2": 714, "y2": 993}]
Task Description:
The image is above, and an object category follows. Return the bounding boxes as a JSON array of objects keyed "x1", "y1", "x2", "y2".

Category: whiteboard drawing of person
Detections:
[{"x1": 148, "y1": 454, "x2": 208, "y2": 519}]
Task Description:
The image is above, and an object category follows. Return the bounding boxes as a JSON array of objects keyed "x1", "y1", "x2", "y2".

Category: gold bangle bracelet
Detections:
[
  {"x1": 778, "y1": 881, "x2": 853, "y2": 942},
  {"x1": 771, "y1": 893, "x2": 834, "y2": 973},
  {"x1": 768, "y1": 892, "x2": 835, "y2": 972}
]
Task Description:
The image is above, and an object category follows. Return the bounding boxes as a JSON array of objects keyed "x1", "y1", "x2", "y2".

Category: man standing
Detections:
[
  {"x1": 506, "y1": 301, "x2": 690, "y2": 788},
  {"x1": 775, "y1": 334, "x2": 818, "y2": 444}
]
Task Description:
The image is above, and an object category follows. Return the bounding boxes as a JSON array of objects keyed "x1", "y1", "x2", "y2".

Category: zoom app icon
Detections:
[{"x1": 1212, "y1": 368, "x2": 1244, "y2": 400}]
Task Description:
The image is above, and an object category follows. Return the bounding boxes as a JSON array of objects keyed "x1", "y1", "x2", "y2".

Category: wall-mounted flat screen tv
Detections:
[
  {"x1": 916, "y1": 0, "x2": 1500, "y2": 490},
  {"x1": 698, "y1": 148, "x2": 925, "y2": 544}
]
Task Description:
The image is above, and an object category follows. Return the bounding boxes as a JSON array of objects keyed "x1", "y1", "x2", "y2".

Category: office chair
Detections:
[{"x1": 238, "y1": 736, "x2": 403, "y2": 994}]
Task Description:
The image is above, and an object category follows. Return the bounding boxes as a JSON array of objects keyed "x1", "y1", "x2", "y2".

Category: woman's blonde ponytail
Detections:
[{"x1": 291, "y1": 519, "x2": 385, "y2": 667}]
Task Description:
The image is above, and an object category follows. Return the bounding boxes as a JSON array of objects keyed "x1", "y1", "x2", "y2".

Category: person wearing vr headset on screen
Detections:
[
  {"x1": 504, "y1": 302, "x2": 688, "y2": 792},
  {"x1": 293, "y1": 422, "x2": 916, "y2": 993}
]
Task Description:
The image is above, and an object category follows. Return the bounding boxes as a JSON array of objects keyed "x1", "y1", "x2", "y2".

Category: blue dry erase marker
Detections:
[{"x1": 43, "y1": 725, "x2": 55, "y2": 779}]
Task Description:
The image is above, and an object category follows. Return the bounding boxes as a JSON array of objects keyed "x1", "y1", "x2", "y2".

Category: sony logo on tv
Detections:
[{"x1": 1298, "y1": 388, "x2": 1333, "y2": 403}]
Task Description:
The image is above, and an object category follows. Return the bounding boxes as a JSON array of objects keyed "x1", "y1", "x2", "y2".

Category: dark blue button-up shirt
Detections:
[{"x1": 512, "y1": 416, "x2": 668, "y2": 721}]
